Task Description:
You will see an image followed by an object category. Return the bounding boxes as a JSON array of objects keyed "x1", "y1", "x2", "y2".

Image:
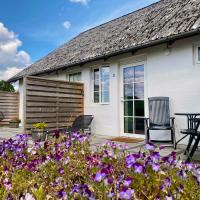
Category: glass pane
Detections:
[
  {"x1": 74, "y1": 74, "x2": 78, "y2": 82},
  {"x1": 94, "y1": 92, "x2": 99, "y2": 103},
  {"x1": 134, "y1": 118, "x2": 145, "y2": 134},
  {"x1": 123, "y1": 67, "x2": 134, "y2": 84},
  {"x1": 134, "y1": 65, "x2": 144, "y2": 83},
  {"x1": 77, "y1": 72, "x2": 81, "y2": 81},
  {"x1": 198, "y1": 47, "x2": 200, "y2": 61},
  {"x1": 94, "y1": 79, "x2": 99, "y2": 91},
  {"x1": 101, "y1": 66, "x2": 110, "y2": 103},
  {"x1": 124, "y1": 101, "x2": 133, "y2": 116},
  {"x1": 69, "y1": 74, "x2": 74, "y2": 82},
  {"x1": 101, "y1": 91, "x2": 109, "y2": 103},
  {"x1": 124, "y1": 84, "x2": 133, "y2": 100},
  {"x1": 124, "y1": 117, "x2": 133, "y2": 134},
  {"x1": 134, "y1": 82, "x2": 144, "y2": 99},
  {"x1": 134, "y1": 100, "x2": 144, "y2": 117}
]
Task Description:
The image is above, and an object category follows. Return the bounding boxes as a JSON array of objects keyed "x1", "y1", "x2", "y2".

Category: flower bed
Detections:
[{"x1": 0, "y1": 132, "x2": 200, "y2": 199}]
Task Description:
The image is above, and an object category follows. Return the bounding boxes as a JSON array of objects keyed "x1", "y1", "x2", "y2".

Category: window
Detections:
[
  {"x1": 69, "y1": 72, "x2": 81, "y2": 82},
  {"x1": 93, "y1": 66, "x2": 110, "y2": 103},
  {"x1": 195, "y1": 45, "x2": 200, "y2": 63},
  {"x1": 197, "y1": 46, "x2": 200, "y2": 62}
]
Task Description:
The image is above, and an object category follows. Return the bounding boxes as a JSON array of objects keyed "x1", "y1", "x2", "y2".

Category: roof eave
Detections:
[{"x1": 8, "y1": 28, "x2": 200, "y2": 83}]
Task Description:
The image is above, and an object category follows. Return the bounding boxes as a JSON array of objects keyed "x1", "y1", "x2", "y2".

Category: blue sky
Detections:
[{"x1": 0, "y1": 0, "x2": 158, "y2": 80}]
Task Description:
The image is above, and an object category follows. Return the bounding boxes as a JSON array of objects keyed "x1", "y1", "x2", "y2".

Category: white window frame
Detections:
[
  {"x1": 92, "y1": 66, "x2": 110, "y2": 104},
  {"x1": 195, "y1": 45, "x2": 200, "y2": 64}
]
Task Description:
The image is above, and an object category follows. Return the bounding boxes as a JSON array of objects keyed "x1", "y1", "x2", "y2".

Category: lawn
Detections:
[{"x1": 0, "y1": 131, "x2": 200, "y2": 199}]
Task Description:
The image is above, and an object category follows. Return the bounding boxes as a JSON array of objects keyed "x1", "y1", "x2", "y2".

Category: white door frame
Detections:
[{"x1": 119, "y1": 61, "x2": 146, "y2": 138}]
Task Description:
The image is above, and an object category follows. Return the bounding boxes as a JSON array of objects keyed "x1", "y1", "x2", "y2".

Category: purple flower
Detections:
[
  {"x1": 152, "y1": 163, "x2": 160, "y2": 172},
  {"x1": 119, "y1": 187, "x2": 134, "y2": 199},
  {"x1": 56, "y1": 189, "x2": 66, "y2": 198},
  {"x1": 133, "y1": 163, "x2": 143, "y2": 174},
  {"x1": 166, "y1": 195, "x2": 173, "y2": 200},
  {"x1": 145, "y1": 142, "x2": 155, "y2": 151},
  {"x1": 123, "y1": 177, "x2": 132, "y2": 186},
  {"x1": 177, "y1": 170, "x2": 186, "y2": 179},
  {"x1": 94, "y1": 172, "x2": 106, "y2": 182},
  {"x1": 150, "y1": 152, "x2": 160, "y2": 162},
  {"x1": 58, "y1": 168, "x2": 64, "y2": 174},
  {"x1": 126, "y1": 153, "x2": 140, "y2": 168},
  {"x1": 165, "y1": 178, "x2": 171, "y2": 188},
  {"x1": 179, "y1": 184, "x2": 184, "y2": 192},
  {"x1": 104, "y1": 177, "x2": 113, "y2": 185}
]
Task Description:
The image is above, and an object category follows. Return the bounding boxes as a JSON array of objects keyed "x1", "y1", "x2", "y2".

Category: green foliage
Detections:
[
  {"x1": 0, "y1": 80, "x2": 15, "y2": 92},
  {"x1": 33, "y1": 122, "x2": 47, "y2": 129}
]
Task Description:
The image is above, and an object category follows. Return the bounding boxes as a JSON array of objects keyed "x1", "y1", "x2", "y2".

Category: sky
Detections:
[{"x1": 0, "y1": 0, "x2": 158, "y2": 81}]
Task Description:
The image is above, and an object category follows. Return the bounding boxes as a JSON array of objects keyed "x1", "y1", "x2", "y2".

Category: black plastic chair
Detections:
[
  {"x1": 69, "y1": 115, "x2": 94, "y2": 134},
  {"x1": 145, "y1": 97, "x2": 176, "y2": 149},
  {"x1": 182, "y1": 118, "x2": 200, "y2": 161}
]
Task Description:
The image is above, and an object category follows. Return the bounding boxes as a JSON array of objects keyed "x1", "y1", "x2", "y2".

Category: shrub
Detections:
[{"x1": 0, "y1": 132, "x2": 199, "y2": 199}]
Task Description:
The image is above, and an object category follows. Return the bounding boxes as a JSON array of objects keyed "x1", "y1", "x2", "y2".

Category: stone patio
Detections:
[{"x1": 0, "y1": 127, "x2": 199, "y2": 162}]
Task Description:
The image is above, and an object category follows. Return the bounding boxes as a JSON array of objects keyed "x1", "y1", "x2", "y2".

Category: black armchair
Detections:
[
  {"x1": 68, "y1": 115, "x2": 94, "y2": 134},
  {"x1": 145, "y1": 97, "x2": 176, "y2": 149}
]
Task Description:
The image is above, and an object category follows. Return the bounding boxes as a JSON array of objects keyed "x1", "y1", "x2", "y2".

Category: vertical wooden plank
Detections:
[{"x1": 23, "y1": 77, "x2": 27, "y2": 133}]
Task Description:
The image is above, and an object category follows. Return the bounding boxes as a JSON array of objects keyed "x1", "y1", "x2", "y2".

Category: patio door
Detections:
[{"x1": 120, "y1": 63, "x2": 145, "y2": 137}]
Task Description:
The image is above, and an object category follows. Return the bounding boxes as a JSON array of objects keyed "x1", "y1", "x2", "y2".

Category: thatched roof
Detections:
[{"x1": 9, "y1": 0, "x2": 200, "y2": 82}]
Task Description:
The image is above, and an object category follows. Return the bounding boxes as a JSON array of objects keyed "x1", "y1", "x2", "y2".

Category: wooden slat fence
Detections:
[
  {"x1": 24, "y1": 76, "x2": 84, "y2": 132},
  {"x1": 0, "y1": 91, "x2": 19, "y2": 125}
]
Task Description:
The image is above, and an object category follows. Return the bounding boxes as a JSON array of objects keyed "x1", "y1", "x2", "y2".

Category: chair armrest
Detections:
[{"x1": 170, "y1": 117, "x2": 175, "y2": 126}]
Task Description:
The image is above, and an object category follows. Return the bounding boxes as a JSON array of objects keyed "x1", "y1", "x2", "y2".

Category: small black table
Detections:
[
  {"x1": 174, "y1": 113, "x2": 200, "y2": 156},
  {"x1": 174, "y1": 113, "x2": 200, "y2": 129}
]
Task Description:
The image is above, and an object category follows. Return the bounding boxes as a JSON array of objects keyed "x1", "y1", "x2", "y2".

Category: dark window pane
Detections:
[
  {"x1": 134, "y1": 118, "x2": 145, "y2": 134},
  {"x1": 124, "y1": 117, "x2": 133, "y2": 134},
  {"x1": 94, "y1": 92, "x2": 99, "y2": 103},
  {"x1": 134, "y1": 65, "x2": 144, "y2": 83},
  {"x1": 124, "y1": 84, "x2": 133, "y2": 100},
  {"x1": 134, "y1": 82, "x2": 144, "y2": 99},
  {"x1": 198, "y1": 47, "x2": 200, "y2": 61},
  {"x1": 134, "y1": 100, "x2": 144, "y2": 116},
  {"x1": 124, "y1": 101, "x2": 133, "y2": 116},
  {"x1": 123, "y1": 67, "x2": 134, "y2": 84},
  {"x1": 94, "y1": 79, "x2": 99, "y2": 91},
  {"x1": 94, "y1": 69, "x2": 100, "y2": 80}
]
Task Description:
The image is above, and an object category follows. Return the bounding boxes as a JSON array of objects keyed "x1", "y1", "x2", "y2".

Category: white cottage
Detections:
[{"x1": 8, "y1": 0, "x2": 200, "y2": 144}]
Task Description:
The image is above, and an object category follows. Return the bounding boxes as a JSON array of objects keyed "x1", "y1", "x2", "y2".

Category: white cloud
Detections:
[
  {"x1": 0, "y1": 22, "x2": 31, "y2": 81},
  {"x1": 62, "y1": 21, "x2": 71, "y2": 29},
  {"x1": 69, "y1": 0, "x2": 90, "y2": 5},
  {"x1": 0, "y1": 66, "x2": 23, "y2": 81}
]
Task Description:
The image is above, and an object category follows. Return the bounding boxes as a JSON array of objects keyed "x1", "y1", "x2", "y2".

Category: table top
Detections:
[{"x1": 174, "y1": 113, "x2": 200, "y2": 116}]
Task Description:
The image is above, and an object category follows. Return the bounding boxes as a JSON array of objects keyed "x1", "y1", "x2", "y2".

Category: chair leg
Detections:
[
  {"x1": 171, "y1": 129, "x2": 176, "y2": 149},
  {"x1": 184, "y1": 135, "x2": 194, "y2": 155},
  {"x1": 146, "y1": 129, "x2": 150, "y2": 143},
  {"x1": 187, "y1": 136, "x2": 200, "y2": 162}
]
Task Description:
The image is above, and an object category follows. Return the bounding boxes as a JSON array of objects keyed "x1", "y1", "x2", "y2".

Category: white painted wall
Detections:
[{"x1": 18, "y1": 35, "x2": 200, "y2": 144}]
